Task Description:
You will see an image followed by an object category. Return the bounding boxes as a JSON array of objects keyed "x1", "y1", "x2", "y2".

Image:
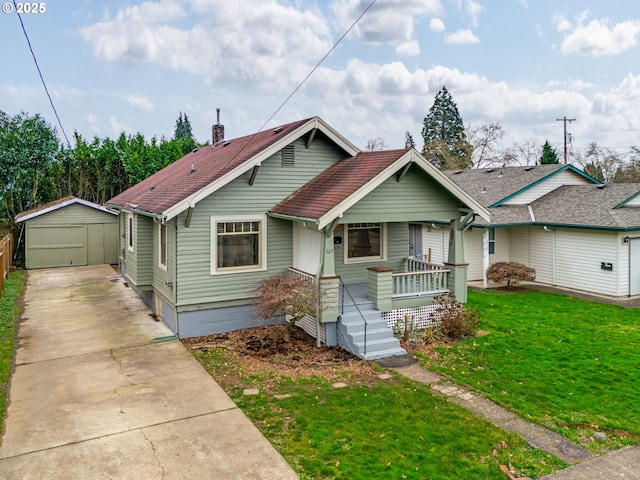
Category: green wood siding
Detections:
[
  {"x1": 334, "y1": 222, "x2": 409, "y2": 284},
  {"x1": 175, "y1": 136, "x2": 345, "y2": 307},
  {"x1": 26, "y1": 204, "x2": 117, "y2": 225},
  {"x1": 124, "y1": 213, "x2": 153, "y2": 286},
  {"x1": 341, "y1": 165, "x2": 461, "y2": 223},
  {"x1": 152, "y1": 219, "x2": 177, "y2": 303}
]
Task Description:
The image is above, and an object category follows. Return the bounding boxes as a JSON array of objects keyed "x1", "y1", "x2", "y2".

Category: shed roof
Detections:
[{"x1": 15, "y1": 196, "x2": 117, "y2": 223}]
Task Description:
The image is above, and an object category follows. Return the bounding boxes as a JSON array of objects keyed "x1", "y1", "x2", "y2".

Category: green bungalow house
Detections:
[{"x1": 106, "y1": 116, "x2": 490, "y2": 359}]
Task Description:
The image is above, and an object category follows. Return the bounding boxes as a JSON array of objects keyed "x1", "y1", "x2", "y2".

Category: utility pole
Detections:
[{"x1": 556, "y1": 116, "x2": 576, "y2": 164}]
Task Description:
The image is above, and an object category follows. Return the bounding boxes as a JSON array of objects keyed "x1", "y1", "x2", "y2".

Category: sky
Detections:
[{"x1": 1, "y1": 0, "x2": 640, "y2": 162}]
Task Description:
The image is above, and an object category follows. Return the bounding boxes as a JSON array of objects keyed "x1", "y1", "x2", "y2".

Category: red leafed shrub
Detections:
[
  {"x1": 253, "y1": 274, "x2": 320, "y2": 342},
  {"x1": 486, "y1": 262, "x2": 536, "y2": 289}
]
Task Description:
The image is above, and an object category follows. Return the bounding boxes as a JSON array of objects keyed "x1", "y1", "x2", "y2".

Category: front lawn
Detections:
[
  {"x1": 425, "y1": 288, "x2": 640, "y2": 452},
  {"x1": 187, "y1": 327, "x2": 566, "y2": 479}
]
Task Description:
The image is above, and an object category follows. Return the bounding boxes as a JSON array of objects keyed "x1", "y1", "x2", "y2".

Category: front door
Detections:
[{"x1": 409, "y1": 224, "x2": 422, "y2": 258}]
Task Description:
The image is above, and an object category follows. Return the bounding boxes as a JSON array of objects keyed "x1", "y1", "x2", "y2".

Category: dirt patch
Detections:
[{"x1": 182, "y1": 325, "x2": 379, "y2": 388}]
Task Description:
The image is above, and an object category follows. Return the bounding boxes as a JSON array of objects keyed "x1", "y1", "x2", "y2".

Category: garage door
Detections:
[{"x1": 26, "y1": 225, "x2": 87, "y2": 269}]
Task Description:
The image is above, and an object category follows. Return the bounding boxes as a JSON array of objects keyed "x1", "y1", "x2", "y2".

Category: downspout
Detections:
[
  {"x1": 482, "y1": 229, "x2": 489, "y2": 288},
  {"x1": 543, "y1": 226, "x2": 556, "y2": 286}
]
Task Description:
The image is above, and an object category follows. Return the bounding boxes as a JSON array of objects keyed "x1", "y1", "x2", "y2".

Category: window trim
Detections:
[
  {"x1": 127, "y1": 213, "x2": 134, "y2": 252},
  {"x1": 159, "y1": 222, "x2": 168, "y2": 270},
  {"x1": 210, "y1": 215, "x2": 267, "y2": 275},
  {"x1": 488, "y1": 227, "x2": 496, "y2": 255},
  {"x1": 343, "y1": 222, "x2": 387, "y2": 264}
]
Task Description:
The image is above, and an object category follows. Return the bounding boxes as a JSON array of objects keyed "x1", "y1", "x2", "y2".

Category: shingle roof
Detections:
[
  {"x1": 532, "y1": 184, "x2": 640, "y2": 229},
  {"x1": 445, "y1": 164, "x2": 581, "y2": 207},
  {"x1": 107, "y1": 117, "x2": 317, "y2": 216},
  {"x1": 15, "y1": 196, "x2": 116, "y2": 223},
  {"x1": 270, "y1": 149, "x2": 410, "y2": 222}
]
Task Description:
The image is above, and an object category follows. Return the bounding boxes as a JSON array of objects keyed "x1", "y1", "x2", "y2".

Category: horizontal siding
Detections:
[
  {"x1": 504, "y1": 170, "x2": 592, "y2": 205},
  {"x1": 27, "y1": 203, "x2": 118, "y2": 225},
  {"x1": 555, "y1": 229, "x2": 619, "y2": 296},
  {"x1": 527, "y1": 227, "x2": 554, "y2": 285},
  {"x1": 465, "y1": 229, "x2": 483, "y2": 280},
  {"x1": 422, "y1": 225, "x2": 446, "y2": 264},
  {"x1": 124, "y1": 214, "x2": 153, "y2": 286},
  {"x1": 334, "y1": 222, "x2": 408, "y2": 284},
  {"x1": 342, "y1": 165, "x2": 460, "y2": 223},
  {"x1": 152, "y1": 218, "x2": 176, "y2": 303},
  {"x1": 175, "y1": 136, "x2": 343, "y2": 307}
]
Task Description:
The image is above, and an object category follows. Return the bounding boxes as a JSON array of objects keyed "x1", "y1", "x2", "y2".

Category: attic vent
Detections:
[
  {"x1": 273, "y1": 126, "x2": 284, "y2": 134},
  {"x1": 486, "y1": 168, "x2": 494, "y2": 173},
  {"x1": 453, "y1": 170, "x2": 463, "y2": 175},
  {"x1": 524, "y1": 166, "x2": 534, "y2": 171},
  {"x1": 191, "y1": 148, "x2": 198, "y2": 153},
  {"x1": 223, "y1": 141, "x2": 231, "y2": 147},
  {"x1": 596, "y1": 184, "x2": 606, "y2": 189},
  {"x1": 282, "y1": 144, "x2": 295, "y2": 167}
]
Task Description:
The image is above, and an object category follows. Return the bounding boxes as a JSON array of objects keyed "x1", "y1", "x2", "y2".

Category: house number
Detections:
[{"x1": 326, "y1": 248, "x2": 334, "y2": 254}]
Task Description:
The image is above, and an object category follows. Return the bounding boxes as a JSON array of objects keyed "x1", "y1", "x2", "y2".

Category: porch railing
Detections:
[
  {"x1": 392, "y1": 257, "x2": 449, "y2": 298},
  {"x1": 287, "y1": 267, "x2": 316, "y2": 284}
]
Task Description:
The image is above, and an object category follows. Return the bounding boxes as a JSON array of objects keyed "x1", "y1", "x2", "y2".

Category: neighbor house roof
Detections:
[
  {"x1": 445, "y1": 165, "x2": 640, "y2": 230},
  {"x1": 106, "y1": 117, "x2": 359, "y2": 221},
  {"x1": 15, "y1": 196, "x2": 117, "y2": 223},
  {"x1": 270, "y1": 148, "x2": 491, "y2": 229},
  {"x1": 445, "y1": 164, "x2": 600, "y2": 208}
]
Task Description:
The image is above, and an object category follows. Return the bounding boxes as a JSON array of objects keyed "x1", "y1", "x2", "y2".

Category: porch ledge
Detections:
[{"x1": 367, "y1": 266, "x2": 394, "y2": 273}]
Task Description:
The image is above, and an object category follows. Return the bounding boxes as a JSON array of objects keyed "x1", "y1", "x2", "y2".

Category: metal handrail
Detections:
[{"x1": 338, "y1": 278, "x2": 368, "y2": 356}]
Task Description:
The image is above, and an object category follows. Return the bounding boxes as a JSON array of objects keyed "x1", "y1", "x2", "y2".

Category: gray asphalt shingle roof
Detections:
[{"x1": 445, "y1": 165, "x2": 640, "y2": 230}]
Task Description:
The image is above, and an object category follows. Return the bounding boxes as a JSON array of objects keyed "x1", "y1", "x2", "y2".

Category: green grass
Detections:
[
  {"x1": 426, "y1": 288, "x2": 640, "y2": 451},
  {"x1": 0, "y1": 271, "x2": 26, "y2": 431},
  {"x1": 194, "y1": 347, "x2": 566, "y2": 479}
]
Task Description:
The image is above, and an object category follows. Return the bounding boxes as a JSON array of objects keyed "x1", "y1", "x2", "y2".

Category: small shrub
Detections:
[
  {"x1": 486, "y1": 261, "x2": 536, "y2": 289},
  {"x1": 435, "y1": 293, "x2": 480, "y2": 341},
  {"x1": 253, "y1": 274, "x2": 320, "y2": 342},
  {"x1": 393, "y1": 313, "x2": 416, "y2": 342}
]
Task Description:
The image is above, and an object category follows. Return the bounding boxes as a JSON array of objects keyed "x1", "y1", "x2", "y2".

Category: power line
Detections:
[
  {"x1": 228, "y1": 0, "x2": 377, "y2": 159},
  {"x1": 13, "y1": 0, "x2": 71, "y2": 147}
]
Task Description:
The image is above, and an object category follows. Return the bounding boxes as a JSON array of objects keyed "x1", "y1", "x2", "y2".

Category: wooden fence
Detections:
[{"x1": 0, "y1": 232, "x2": 15, "y2": 298}]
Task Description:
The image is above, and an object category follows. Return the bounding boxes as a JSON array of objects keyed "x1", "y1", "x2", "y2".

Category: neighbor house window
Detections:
[
  {"x1": 210, "y1": 215, "x2": 267, "y2": 274},
  {"x1": 127, "y1": 214, "x2": 134, "y2": 251},
  {"x1": 159, "y1": 223, "x2": 167, "y2": 269},
  {"x1": 488, "y1": 228, "x2": 496, "y2": 255},
  {"x1": 345, "y1": 222, "x2": 386, "y2": 263}
]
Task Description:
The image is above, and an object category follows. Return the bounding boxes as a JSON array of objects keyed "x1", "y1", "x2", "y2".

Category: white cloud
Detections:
[
  {"x1": 331, "y1": 0, "x2": 442, "y2": 44},
  {"x1": 463, "y1": 0, "x2": 483, "y2": 27},
  {"x1": 109, "y1": 116, "x2": 132, "y2": 135},
  {"x1": 546, "y1": 79, "x2": 594, "y2": 91},
  {"x1": 445, "y1": 29, "x2": 480, "y2": 44},
  {"x1": 396, "y1": 39, "x2": 420, "y2": 56},
  {"x1": 81, "y1": 1, "x2": 332, "y2": 91},
  {"x1": 84, "y1": 112, "x2": 98, "y2": 124},
  {"x1": 430, "y1": 17, "x2": 445, "y2": 32},
  {"x1": 126, "y1": 94, "x2": 155, "y2": 112},
  {"x1": 554, "y1": 12, "x2": 640, "y2": 56},
  {"x1": 6, "y1": 85, "x2": 19, "y2": 99}
]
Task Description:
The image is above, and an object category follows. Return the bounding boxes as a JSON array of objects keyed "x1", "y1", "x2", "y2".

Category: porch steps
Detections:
[{"x1": 337, "y1": 307, "x2": 407, "y2": 361}]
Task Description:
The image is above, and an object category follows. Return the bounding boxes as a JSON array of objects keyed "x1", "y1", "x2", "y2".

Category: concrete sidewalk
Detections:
[{"x1": 0, "y1": 265, "x2": 298, "y2": 480}]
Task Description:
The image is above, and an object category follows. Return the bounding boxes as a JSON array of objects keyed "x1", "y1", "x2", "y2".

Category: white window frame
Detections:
[
  {"x1": 488, "y1": 228, "x2": 496, "y2": 255},
  {"x1": 210, "y1": 215, "x2": 267, "y2": 275},
  {"x1": 127, "y1": 213, "x2": 134, "y2": 252},
  {"x1": 159, "y1": 222, "x2": 168, "y2": 270},
  {"x1": 344, "y1": 222, "x2": 387, "y2": 264}
]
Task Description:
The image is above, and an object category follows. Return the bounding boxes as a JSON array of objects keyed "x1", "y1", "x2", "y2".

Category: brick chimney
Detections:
[{"x1": 212, "y1": 108, "x2": 224, "y2": 145}]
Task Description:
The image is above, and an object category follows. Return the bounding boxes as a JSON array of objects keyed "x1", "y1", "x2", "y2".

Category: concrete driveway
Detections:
[{"x1": 0, "y1": 265, "x2": 298, "y2": 480}]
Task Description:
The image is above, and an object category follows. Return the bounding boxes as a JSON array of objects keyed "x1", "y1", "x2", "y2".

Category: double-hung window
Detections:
[
  {"x1": 159, "y1": 223, "x2": 167, "y2": 269},
  {"x1": 345, "y1": 222, "x2": 386, "y2": 263},
  {"x1": 488, "y1": 228, "x2": 496, "y2": 255},
  {"x1": 127, "y1": 214, "x2": 134, "y2": 251},
  {"x1": 211, "y1": 215, "x2": 266, "y2": 274}
]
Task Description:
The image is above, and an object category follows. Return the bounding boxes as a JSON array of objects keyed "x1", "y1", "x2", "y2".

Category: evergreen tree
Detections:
[
  {"x1": 404, "y1": 131, "x2": 415, "y2": 149},
  {"x1": 539, "y1": 140, "x2": 559, "y2": 164},
  {"x1": 421, "y1": 86, "x2": 471, "y2": 169},
  {"x1": 174, "y1": 112, "x2": 195, "y2": 143}
]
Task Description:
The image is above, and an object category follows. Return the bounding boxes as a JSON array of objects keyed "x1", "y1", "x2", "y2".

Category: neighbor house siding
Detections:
[
  {"x1": 27, "y1": 203, "x2": 117, "y2": 225},
  {"x1": 503, "y1": 170, "x2": 592, "y2": 205},
  {"x1": 174, "y1": 136, "x2": 346, "y2": 308},
  {"x1": 422, "y1": 224, "x2": 447, "y2": 264},
  {"x1": 465, "y1": 229, "x2": 483, "y2": 280},
  {"x1": 554, "y1": 229, "x2": 619, "y2": 296},
  {"x1": 510, "y1": 227, "x2": 554, "y2": 285}
]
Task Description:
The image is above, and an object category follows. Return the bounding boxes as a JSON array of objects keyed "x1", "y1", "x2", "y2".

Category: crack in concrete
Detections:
[{"x1": 141, "y1": 429, "x2": 166, "y2": 480}]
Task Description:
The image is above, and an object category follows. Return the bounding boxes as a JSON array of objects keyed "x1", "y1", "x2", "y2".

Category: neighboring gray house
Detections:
[
  {"x1": 107, "y1": 116, "x2": 490, "y2": 359},
  {"x1": 15, "y1": 196, "x2": 119, "y2": 269},
  {"x1": 422, "y1": 164, "x2": 640, "y2": 297}
]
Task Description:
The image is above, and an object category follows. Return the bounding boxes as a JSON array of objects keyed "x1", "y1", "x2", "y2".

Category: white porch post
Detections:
[
  {"x1": 444, "y1": 218, "x2": 469, "y2": 302},
  {"x1": 482, "y1": 228, "x2": 489, "y2": 288}
]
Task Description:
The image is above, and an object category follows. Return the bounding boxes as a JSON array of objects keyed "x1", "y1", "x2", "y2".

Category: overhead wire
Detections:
[
  {"x1": 226, "y1": 0, "x2": 377, "y2": 160},
  {"x1": 13, "y1": 0, "x2": 71, "y2": 147}
]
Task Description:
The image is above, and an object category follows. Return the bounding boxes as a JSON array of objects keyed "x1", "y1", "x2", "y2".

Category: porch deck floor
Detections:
[{"x1": 342, "y1": 282, "x2": 371, "y2": 306}]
